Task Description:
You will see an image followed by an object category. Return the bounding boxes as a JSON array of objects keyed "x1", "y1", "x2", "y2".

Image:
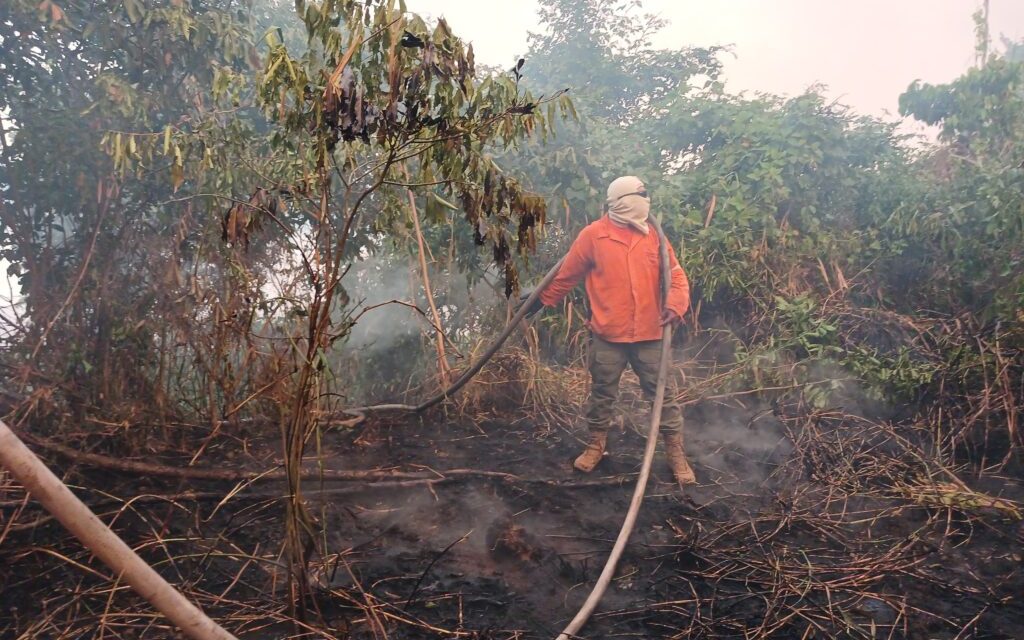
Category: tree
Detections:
[
  {"x1": 1, "y1": 0, "x2": 569, "y2": 616},
  {"x1": 526, "y1": 0, "x2": 721, "y2": 123},
  {"x1": 177, "y1": 0, "x2": 566, "y2": 614},
  {"x1": 898, "y1": 56, "x2": 1024, "y2": 315},
  {"x1": 0, "y1": 0, "x2": 257, "y2": 416}
]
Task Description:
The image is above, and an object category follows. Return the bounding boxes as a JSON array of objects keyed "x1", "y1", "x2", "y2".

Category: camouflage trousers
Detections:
[{"x1": 585, "y1": 334, "x2": 683, "y2": 435}]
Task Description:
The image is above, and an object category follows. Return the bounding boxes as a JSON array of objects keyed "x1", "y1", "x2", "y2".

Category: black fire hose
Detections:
[{"x1": 350, "y1": 217, "x2": 676, "y2": 639}]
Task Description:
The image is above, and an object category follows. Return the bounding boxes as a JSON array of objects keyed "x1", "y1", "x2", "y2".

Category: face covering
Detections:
[{"x1": 605, "y1": 175, "x2": 651, "y2": 234}]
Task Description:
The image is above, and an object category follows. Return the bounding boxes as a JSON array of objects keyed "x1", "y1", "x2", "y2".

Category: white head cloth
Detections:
[{"x1": 605, "y1": 175, "x2": 650, "y2": 234}]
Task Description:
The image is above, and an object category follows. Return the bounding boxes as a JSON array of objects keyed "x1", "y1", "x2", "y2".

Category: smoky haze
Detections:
[{"x1": 411, "y1": 0, "x2": 1024, "y2": 120}]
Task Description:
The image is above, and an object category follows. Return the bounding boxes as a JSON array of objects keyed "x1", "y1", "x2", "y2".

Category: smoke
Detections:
[
  {"x1": 684, "y1": 398, "x2": 792, "y2": 488},
  {"x1": 342, "y1": 254, "x2": 506, "y2": 351},
  {"x1": 331, "y1": 253, "x2": 509, "y2": 403},
  {"x1": 343, "y1": 256, "x2": 421, "y2": 351}
]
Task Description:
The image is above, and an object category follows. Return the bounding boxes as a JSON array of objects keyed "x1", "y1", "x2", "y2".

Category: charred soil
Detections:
[{"x1": 2, "y1": 399, "x2": 1023, "y2": 639}]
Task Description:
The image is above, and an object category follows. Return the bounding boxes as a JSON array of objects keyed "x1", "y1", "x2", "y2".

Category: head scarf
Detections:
[{"x1": 605, "y1": 175, "x2": 650, "y2": 234}]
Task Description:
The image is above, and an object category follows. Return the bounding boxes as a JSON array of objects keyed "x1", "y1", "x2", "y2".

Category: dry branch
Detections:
[{"x1": 18, "y1": 430, "x2": 635, "y2": 487}]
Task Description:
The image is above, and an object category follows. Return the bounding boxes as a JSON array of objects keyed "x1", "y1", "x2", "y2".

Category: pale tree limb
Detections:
[{"x1": 405, "y1": 171, "x2": 450, "y2": 386}]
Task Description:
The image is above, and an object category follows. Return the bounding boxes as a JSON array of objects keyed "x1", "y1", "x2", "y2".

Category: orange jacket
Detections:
[{"x1": 540, "y1": 216, "x2": 690, "y2": 343}]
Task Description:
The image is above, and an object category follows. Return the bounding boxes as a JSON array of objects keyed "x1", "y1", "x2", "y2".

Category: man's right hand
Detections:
[
  {"x1": 659, "y1": 308, "x2": 683, "y2": 328},
  {"x1": 519, "y1": 289, "x2": 545, "y2": 318}
]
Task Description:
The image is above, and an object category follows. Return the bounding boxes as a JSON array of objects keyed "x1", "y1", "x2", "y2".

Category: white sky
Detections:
[{"x1": 410, "y1": 0, "x2": 1024, "y2": 120}]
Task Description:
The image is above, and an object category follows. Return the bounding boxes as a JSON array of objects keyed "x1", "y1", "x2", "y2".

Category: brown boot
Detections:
[
  {"x1": 573, "y1": 431, "x2": 608, "y2": 473},
  {"x1": 663, "y1": 432, "x2": 696, "y2": 485}
]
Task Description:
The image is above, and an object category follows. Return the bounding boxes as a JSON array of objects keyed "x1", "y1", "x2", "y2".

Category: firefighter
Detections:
[{"x1": 525, "y1": 176, "x2": 695, "y2": 484}]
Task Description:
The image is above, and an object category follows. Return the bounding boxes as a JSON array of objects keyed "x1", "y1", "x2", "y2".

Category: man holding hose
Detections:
[{"x1": 524, "y1": 176, "x2": 696, "y2": 485}]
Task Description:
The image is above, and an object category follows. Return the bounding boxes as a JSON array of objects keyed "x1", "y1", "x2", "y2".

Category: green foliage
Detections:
[
  {"x1": 650, "y1": 92, "x2": 909, "y2": 306},
  {"x1": 527, "y1": 0, "x2": 721, "y2": 122},
  {"x1": 845, "y1": 345, "x2": 937, "y2": 400},
  {"x1": 772, "y1": 295, "x2": 837, "y2": 357},
  {"x1": 0, "y1": 0, "x2": 259, "y2": 409},
  {"x1": 900, "y1": 59, "x2": 1024, "y2": 158},
  {"x1": 507, "y1": 0, "x2": 1022, "y2": 414},
  {"x1": 501, "y1": 0, "x2": 723, "y2": 227},
  {"x1": 244, "y1": 0, "x2": 564, "y2": 297},
  {"x1": 774, "y1": 295, "x2": 936, "y2": 400},
  {"x1": 2, "y1": 0, "x2": 1021, "y2": 432},
  {"x1": 0, "y1": 0, "x2": 571, "y2": 421},
  {"x1": 894, "y1": 57, "x2": 1024, "y2": 316}
]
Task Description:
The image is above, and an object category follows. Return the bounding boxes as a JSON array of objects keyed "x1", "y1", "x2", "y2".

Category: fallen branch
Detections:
[{"x1": 19, "y1": 432, "x2": 636, "y2": 488}]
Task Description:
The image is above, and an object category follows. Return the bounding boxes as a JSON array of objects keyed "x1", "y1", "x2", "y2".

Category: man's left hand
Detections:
[
  {"x1": 519, "y1": 289, "x2": 545, "y2": 319},
  {"x1": 660, "y1": 308, "x2": 683, "y2": 328}
]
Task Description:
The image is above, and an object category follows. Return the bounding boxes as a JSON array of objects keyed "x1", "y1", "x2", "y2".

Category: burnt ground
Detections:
[
  {"x1": 2, "y1": 394, "x2": 1023, "y2": 639},
  {"x1": 302, "y1": 406, "x2": 792, "y2": 639},
  {"x1": 296, "y1": 405, "x2": 1024, "y2": 640}
]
